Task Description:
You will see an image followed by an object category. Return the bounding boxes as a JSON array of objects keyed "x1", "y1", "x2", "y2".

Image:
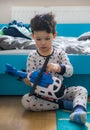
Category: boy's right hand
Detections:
[{"x1": 23, "y1": 78, "x2": 32, "y2": 86}]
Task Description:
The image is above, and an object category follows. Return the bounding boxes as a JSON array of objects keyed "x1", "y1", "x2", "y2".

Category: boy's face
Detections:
[{"x1": 31, "y1": 31, "x2": 56, "y2": 53}]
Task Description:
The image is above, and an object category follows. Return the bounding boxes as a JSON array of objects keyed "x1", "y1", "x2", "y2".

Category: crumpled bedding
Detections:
[
  {"x1": 0, "y1": 35, "x2": 36, "y2": 50},
  {"x1": 53, "y1": 36, "x2": 90, "y2": 54},
  {"x1": 0, "y1": 35, "x2": 90, "y2": 54}
]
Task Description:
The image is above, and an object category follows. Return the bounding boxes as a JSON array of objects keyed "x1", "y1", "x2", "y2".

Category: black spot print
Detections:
[
  {"x1": 53, "y1": 106, "x2": 56, "y2": 108},
  {"x1": 83, "y1": 103, "x2": 85, "y2": 106},
  {"x1": 47, "y1": 104, "x2": 50, "y2": 106},
  {"x1": 26, "y1": 100, "x2": 30, "y2": 102},
  {"x1": 70, "y1": 96, "x2": 72, "y2": 98},
  {"x1": 76, "y1": 100, "x2": 79, "y2": 103},
  {"x1": 40, "y1": 104, "x2": 43, "y2": 106},
  {"x1": 39, "y1": 63, "x2": 42, "y2": 65},
  {"x1": 33, "y1": 104, "x2": 36, "y2": 106},
  {"x1": 66, "y1": 91, "x2": 69, "y2": 93},
  {"x1": 39, "y1": 60, "x2": 41, "y2": 62}
]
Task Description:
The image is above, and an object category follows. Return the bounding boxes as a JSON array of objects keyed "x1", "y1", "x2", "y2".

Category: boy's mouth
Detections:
[{"x1": 41, "y1": 47, "x2": 47, "y2": 49}]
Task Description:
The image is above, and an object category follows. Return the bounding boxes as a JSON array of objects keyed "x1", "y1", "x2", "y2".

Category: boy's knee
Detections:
[
  {"x1": 21, "y1": 93, "x2": 34, "y2": 110},
  {"x1": 79, "y1": 86, "x2": 88, "y2": 95}
]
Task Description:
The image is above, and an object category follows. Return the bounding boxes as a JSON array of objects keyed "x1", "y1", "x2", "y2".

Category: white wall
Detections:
[
  {"x1": 12, "y1": 6, "x2": 90, "y2": 24},
  {"x1": 0, "y1": 0, "x2": 90, "y2": 23}
]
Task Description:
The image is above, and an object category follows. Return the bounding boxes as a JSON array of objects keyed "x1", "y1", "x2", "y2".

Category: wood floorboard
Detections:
[
  {"x1": 0, "y1": 96, "x2": 56, "y2": 130},
  {"x1": 0, "y1": 96, "x2": 90, "y2": 130}
]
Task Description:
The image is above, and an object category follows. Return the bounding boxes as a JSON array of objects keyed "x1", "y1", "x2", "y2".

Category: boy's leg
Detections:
[
  {"x1": 70, "y1": 105, "x2": 87, "y2": 125},
  {"x1": 63, "y1": 86, "x2": 88, "y2": 124},
  {"x1": 21, "y1": 93, "x2": 59, "y2": 111}
]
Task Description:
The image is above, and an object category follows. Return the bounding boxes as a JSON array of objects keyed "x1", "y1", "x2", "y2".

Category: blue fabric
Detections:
[
  {"x1": 73, "y1": 105, "x2": 86, "y2": 112},
  {"x1": 8, "y1": 20, "x2": 29, "y2": 29},
  {"x1": 63, "y1": 100, "x2": 73, "y2": 110},
  {"x1": 2, "y1": 20, "x2": 32, "y2": 39},
  {"x1": 59, "y1": 64, "x2": 66, "y2": 75}
]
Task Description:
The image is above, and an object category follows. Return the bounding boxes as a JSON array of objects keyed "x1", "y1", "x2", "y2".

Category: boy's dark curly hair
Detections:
[{"x1": 30, "y1": 12, "x2": 56, "y2": 34}]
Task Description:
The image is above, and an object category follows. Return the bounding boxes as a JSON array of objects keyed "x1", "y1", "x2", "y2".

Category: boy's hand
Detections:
[
  {"x1": 47, "y1": 63, "x2": 61, "y2": 73},
  {"x1": 23, "y1": 78, "x2": 32, "y2": 86}
]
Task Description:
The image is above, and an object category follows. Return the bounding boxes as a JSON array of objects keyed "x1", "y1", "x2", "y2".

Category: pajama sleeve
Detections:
[{"x1": 59, "y1": 48, "x2": 73, "y2": 77}]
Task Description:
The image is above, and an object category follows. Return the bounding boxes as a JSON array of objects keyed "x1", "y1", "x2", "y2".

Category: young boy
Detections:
[{"x1": 21, "y1": 12, "x2": 88, "y2": 125}]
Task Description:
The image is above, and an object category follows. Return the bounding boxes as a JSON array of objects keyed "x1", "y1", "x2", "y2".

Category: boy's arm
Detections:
[{"x1": 59, "y1": 49, "x2": 73, "y2": 77}]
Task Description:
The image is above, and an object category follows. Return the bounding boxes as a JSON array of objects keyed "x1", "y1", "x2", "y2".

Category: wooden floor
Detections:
[
  {"x1": 0, "y1": 96, "x2": 56, "y2": 130},
  {"x1": 0, "y1": 96, "x2": 90, "y2": 130}
]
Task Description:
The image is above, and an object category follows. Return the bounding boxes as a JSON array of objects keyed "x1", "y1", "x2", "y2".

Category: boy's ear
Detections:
[
  {"x1": 30, "y1": 34, "x2": 34, "y2": 39},
  {"x1": 53, "y1": 33, "x2": 57, "y2": 38}
]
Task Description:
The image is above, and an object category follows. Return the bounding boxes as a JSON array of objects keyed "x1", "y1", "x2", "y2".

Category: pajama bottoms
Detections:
[{"x1": 21, "y1": 86, "x2": 88, "y2": 111}]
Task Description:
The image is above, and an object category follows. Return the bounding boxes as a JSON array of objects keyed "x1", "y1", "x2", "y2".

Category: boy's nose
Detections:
[{"x1": 41, "y1": 40, "x2": 46, "y2": 44}]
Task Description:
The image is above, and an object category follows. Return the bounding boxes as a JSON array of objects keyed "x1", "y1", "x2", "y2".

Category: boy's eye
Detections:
[
  {"x1": 45, "y1": 38, "x2": 50, "y2": 40},
  {"x1": 36, "y1": 38, "x2": 41, "y2": 41},
  {"x1": 36, "y1": 37, "x2": 50, "y2": 41}
]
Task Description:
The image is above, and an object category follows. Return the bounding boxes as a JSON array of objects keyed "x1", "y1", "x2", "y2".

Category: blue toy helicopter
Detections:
[{"x1": 5, "y1": 64, "x2": 53, "y2": 88}]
